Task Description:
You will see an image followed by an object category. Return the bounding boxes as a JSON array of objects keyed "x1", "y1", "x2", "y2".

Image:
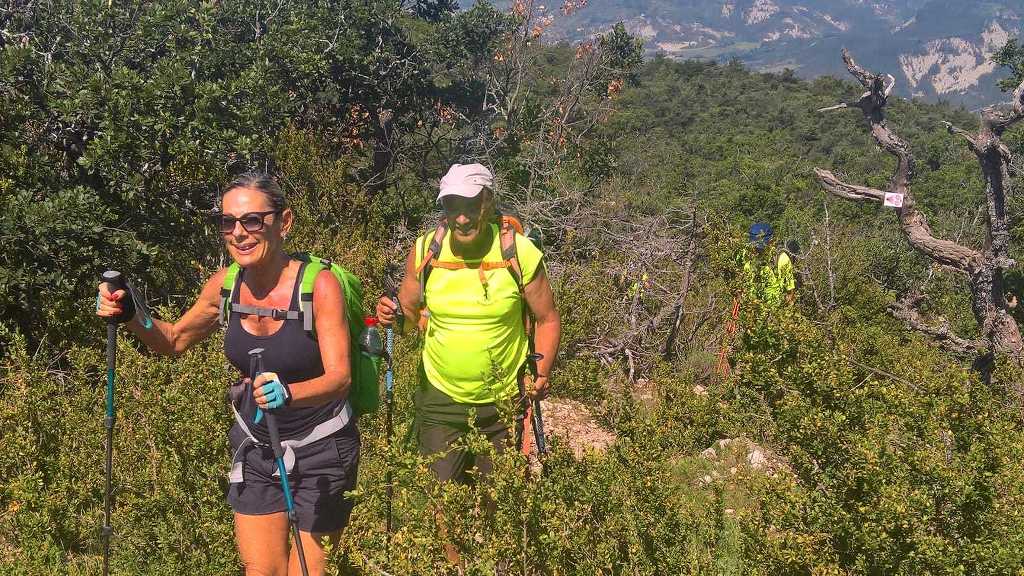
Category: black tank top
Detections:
[{"x1": 224, "y1": 261, "x2": 347, "y2": 443}]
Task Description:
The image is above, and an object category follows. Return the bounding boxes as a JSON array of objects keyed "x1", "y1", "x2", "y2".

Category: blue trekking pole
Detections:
[
  {"x1": 384, "y1": 291, "x2": 403, "y2": 557},
  {"x1": 249, "y1": 348, "x2": 309, "y2": 576}
]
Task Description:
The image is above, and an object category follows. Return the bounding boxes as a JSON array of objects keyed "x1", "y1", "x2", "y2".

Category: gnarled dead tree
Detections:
[{"x1": 815, "y1": 49, "x2": 1023, "y2": 360}]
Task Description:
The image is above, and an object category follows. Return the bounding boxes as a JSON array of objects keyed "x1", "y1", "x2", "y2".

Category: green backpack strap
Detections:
[
  {"x1": 219, "y1": 262, "x2": 242, "y2": 327},
  {"x1": 294, "y1": 252, "x2": 365, "y2": 341},
  {"x1": 297, "y1": 255, "x2": 327, "y2": 334}
]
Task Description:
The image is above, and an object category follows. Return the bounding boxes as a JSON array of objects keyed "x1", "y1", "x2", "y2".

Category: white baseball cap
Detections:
[{"x1": 437, "y1": 163, "x2": 494, "y2": 200}]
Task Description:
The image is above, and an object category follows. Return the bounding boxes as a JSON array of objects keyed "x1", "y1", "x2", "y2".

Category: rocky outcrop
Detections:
[
  {"x1": 544, "y1": 0, "x2": 1020, "y2": 106},
  {"x1": 898, "y1": 21, "x2": 1016, "y2": 98},
  {"x1": 745, "y1": 0, "x2": 780, "y2": 26},
  {"x1": 698, "y1": 437, "x2": 792, "y2": 485}
]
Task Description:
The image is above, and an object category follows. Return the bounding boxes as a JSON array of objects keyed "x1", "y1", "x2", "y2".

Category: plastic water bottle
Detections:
[{"x1": 361, "y1": 316, "x2": 384, "y2": 357}]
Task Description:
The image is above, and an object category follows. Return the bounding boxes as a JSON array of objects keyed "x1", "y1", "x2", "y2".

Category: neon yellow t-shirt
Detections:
[
  {"x1": 416, "y1": 224, "x2": 544, "y2": 404},
  {"x1": 741, "y1": 249, "x2": 795, "y2": 308}
]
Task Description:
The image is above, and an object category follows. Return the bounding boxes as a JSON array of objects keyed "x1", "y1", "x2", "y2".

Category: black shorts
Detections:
[
  {"x1": 413, "y1": 364, "x2": 526, "y2": 484},
  {"x1": 226, "y1": 422, "x2": 360, "y2": 533}
]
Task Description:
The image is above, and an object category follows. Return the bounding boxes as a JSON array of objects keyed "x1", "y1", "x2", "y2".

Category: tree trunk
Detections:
[
  {"x1": 368, "y1": 108, "x2": 394, "y2": 199},
  {"x1": 663, "y1": 206, "x2": 699, "y2": 359}
]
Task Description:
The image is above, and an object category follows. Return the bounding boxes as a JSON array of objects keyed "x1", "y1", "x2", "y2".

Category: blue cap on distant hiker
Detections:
[{"x1": 749, "y1": 222, "x2": 773, "y2": 249}]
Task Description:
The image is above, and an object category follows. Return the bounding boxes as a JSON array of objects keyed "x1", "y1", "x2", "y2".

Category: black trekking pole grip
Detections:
[
  {"x1": 101, "y1": 271, "x2": 126, "y2": 309},
  {"x1": 100, "y1": 271, "x2": 123, "y2": 395},
  {"x1": 101, "y1": 270, "x2": 137, "y2": 325},
  {"x1": 265, "y1": 412, "x2": 285, "y2": 460},
  {"x1": 528, "y1": 352, "x2": 548, "y2": 455},
  {"x1": 532, "y1": 398, "x2": 547, "y2": 455},
  {"x1": 390, "y1": 290, "x2": 404, "y2": 332}
]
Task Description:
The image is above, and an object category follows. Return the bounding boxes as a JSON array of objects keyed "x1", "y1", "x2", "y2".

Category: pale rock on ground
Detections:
[
  {"x1": 631, "y1": 378, "x2": 707, "y2": 407},
  {"x1": 632, "y1": 378, "x2": 658, "y2": 411},
  {"x1": 537, "y1": 397, "x2": 617, "y2": 458},
  {"x1": 698, "y1": 437, "x2": 792, "y2": 485}
]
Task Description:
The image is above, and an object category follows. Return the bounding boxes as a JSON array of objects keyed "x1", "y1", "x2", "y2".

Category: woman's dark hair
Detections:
[{"x1": 220, "y1": 172, "x2": 286, "y2": 212}]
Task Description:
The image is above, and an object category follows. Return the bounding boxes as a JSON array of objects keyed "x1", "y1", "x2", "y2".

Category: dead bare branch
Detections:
[
  {"x1": 814, "y1": 49, "x2": 1024, "y2": 361},
  {"x1": 814, "y1": 168, "x2": 886, "y2": 203},
  {"x1": 817, "y1": 103, "x2": 849, "y2": 113},
  {"x1": 663, "y1": 206, "x2": 699, "y2": 359},
  {"x1": 888, "y1": 293, "x2": 986, "y2": 355},
  {"x1": 942, "y1": 121, "x2": 980, "y2": 151}
]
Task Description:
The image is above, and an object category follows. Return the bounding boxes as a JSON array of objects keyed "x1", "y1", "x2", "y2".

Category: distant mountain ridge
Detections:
[{"x1": 540, "y1": 0, "x2": 1021, "y2": 106}]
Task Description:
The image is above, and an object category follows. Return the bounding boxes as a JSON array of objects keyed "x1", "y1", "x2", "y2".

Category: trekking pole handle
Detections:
[
  {"x1": 100, "y1": 271, "x2": 125, "y2": 325},
  {"x1": 101, "y1": 270, "x2": 152, "y2": 327},
  {"x1": 101, "y1": 270, "x2": 126, "y2": 290},
  {"x1": 248, "y1": 349, "x2": 284, "y2": 459},
  {"x1": 526, "y1": 352, "x2": 547, "y2": 454},
  {"x1": 532, "y1": 398, "x2": 547, "y2": 455},
  {"x1": 390, "y1": 289, "x2": 404, "y2": 332},
  {"x1": 527, "y1": 352, "x2": 544, "y2": 378},
  {"x1": 99, "y1": 272, "x2": 124, "y2": 420},
  {"x1": 265, "y1": 412, "x2": 284, "y2": 459}
]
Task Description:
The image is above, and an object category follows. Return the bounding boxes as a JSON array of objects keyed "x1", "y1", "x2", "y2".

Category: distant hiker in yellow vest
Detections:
[
  {"x1": 740, "y1": 222, "x2": 796, "y2": 308},
  {"x1": 717, "y1": 223, "x2": 796, "y2": 377},
  {"x1": 376, "y1": 163, "x2": 561, "y2": 483}
]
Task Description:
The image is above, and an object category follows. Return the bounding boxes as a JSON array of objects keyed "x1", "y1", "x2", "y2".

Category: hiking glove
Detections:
[
  {"x1": 257, "y1": 372, "x2": 291, "y2": 408},
  {"x1": 252, "y1": 372, "x2": 291, "y2": 425}
]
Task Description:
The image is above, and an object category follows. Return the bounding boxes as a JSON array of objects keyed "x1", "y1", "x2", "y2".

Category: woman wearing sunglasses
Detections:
[{"x1": 96, "y1": 173, "x2": 357, "y2": 576}]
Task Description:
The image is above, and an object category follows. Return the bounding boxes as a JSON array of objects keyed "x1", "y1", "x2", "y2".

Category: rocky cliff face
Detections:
[
  {"x1": 898, "y1": 21, "x2": 1011, "y2": 98},
  {"x1": 544, "y1": 0, "x2": 1019, "y2": 106}
]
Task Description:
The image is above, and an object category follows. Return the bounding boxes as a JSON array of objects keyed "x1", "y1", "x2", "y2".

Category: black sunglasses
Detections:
[
  {"x1": 439, "y1": 194, "x2": 485, "y2": 215},
  {"x1": 210, "y1": 210, "x2": 280, "y2": 234}
]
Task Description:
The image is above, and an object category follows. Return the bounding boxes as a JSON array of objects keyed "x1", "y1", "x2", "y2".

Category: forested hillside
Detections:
[{"x1": 4, "y1": 1, "x2": 1024, "y2": 574}]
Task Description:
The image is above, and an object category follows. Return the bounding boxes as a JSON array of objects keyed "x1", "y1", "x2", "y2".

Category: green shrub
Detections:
[{"x1": 732, "y1": 307, "x2": 1024, "y2": 574}]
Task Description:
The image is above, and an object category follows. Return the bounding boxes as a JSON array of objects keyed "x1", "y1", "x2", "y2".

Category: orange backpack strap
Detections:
[
  {"x1": 416, "y1": 221, "x2": 448, "y2": 308},
  {"x1": 416, "y1": 221, "x2": 447, "y2": 275},
  {"x1": 500, "y1": 221, "x2": 523, "y2": 292},
  {"x1": 418, "y1": 219, "x2": 524, "y2": 308}
]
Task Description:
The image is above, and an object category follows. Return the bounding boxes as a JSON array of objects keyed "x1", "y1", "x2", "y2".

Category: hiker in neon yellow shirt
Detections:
[
  {"x1": 376, "y1": 163, "x2": 561, "y2": 483},
  {"x1": 740, "y1": 222, "x2": 796, "y2": 308},
  {"x1": 414, "y1": 220, "x2": 545, "y2": 404}
]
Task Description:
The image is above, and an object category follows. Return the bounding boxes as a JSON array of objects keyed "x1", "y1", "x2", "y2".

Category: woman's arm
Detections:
[
  {"x1": 254, "y1": 270, "x2": 351, "y2": 409},
  {"x1": 97, "y1": 268, "x2": 226, "y2": 356},
  {"x1": 523, "y1": 266, "x2": 561, "y2": 399}
]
